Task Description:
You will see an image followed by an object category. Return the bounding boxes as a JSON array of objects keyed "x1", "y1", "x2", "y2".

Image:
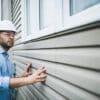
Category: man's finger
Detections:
[
  {"x1": 25, "y1": 62, "x2": 32, "y2": 72},
  {"x1": 39, "y1": 66, "x2": 45, "y2": 70},
  {"x1": 40, "y1": 74, "x2": 47, "y2": 79},
  {"x1": 38, "y1": 76, "x2": 47, "y2": 82},
  {"x1": 37, "y1": 67, "x2": 46, "y2": 75},
  {"x1": 26, "y1": 72, "x2": 32, "y2": 76}
]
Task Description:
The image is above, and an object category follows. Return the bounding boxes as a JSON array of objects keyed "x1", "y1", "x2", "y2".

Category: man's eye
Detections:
[
  {"x1": 6, "y1": 34, "x2": 10, "y2": 36},
  {"x1": 4, "y1": 34, "x2": 9, "y2": 36},
  {"x1": 4, "y1": 34, "x2": 15, "y2": 37}
]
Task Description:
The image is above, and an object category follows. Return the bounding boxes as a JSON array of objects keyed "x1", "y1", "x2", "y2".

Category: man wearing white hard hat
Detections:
[{"x1": 0, "y1": 20, "x2": 47, "y2": 100}]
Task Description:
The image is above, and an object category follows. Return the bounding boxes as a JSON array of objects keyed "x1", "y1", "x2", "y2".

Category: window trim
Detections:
[
  {"x1": 21, "y1": 0, "x2": 27, "y2": 39},
  {"x1": 0, "y1": 0, "x2": 1, "y2": 20},
  {"x1": 21, "y1": 1, "x2": 100, "y2": 42},
  {"x1": 21, "y1": 0, "x2": 40, "y2": 42}
]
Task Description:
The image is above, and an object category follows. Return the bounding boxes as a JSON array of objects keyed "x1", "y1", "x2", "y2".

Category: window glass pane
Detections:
[
  {"x1": 26, "y1": 0, "x2": 30, "y2": 34},
  {"x1": 70, "y1": 0, "x2": 100, "y2": 15},
  {"x1": 39, "y1": 0, "x2": 58, "y2": 29}
]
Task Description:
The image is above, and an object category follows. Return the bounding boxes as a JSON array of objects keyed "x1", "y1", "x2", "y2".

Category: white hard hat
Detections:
[{"x1": 0, "y1": 20, "x2": 16, "y2": 33}]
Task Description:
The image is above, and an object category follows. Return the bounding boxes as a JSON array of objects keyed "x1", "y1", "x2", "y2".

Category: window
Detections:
[
  {"x1": 21, "y1": 0, "x2": 100, "y2": 42},
  {"x1": 64, "y1": 0, "x2": 100, "y2": 29}
]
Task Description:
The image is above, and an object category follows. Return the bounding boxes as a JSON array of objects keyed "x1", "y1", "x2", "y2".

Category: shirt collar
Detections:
[{"x1": 0, "y1": 47, "x2": 8, "y2": 55}]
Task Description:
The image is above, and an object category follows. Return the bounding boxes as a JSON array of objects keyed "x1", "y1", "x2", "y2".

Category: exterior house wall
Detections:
[
  {"x1": 1, "y1": 0, "x2": 100, "y2": 100},
  {"x1": 13, "y1": 23, "x2": 100, "y2": 100}
]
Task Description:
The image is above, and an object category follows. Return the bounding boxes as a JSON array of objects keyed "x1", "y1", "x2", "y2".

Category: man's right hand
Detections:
[
  {"x1": 10, "y1": 67, "x2": 47, "y2": 88},
  {"x1": 26, "y1": 67, "x2": 47, "y2": 84}
]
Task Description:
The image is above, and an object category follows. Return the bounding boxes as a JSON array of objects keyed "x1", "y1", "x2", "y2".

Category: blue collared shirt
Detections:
[{"x1": 0, "y1": 48, "x2": 15, "y2": 100}]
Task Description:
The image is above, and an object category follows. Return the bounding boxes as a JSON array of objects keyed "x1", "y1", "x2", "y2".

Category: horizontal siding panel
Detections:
[
  {"x1": 12, "y1": 0, "x2": 17, "y2": 10},
  {"x1": 12, "y1": 0, "x2": 19, "y2": 10},
  {"x1": 21, "y1": 87, "x2": 38, "y2": 100},
  {"x1": 13, "y1": 0, "x2": 21, "y2": 19},
  {"x1": 16, "y1": 90, "x2": 25, "y2": 100},
  {"x1": 13, "y1": 56, "x2": 100, "y2": 96},
  {"x1": 13, "y1": 10, "x2": 21, "y2": 24},
  {"x1": 14, "y1": 16, "x2": 21, "y2": 29},
  {"x1": 16, "y1": 26, "x2": 22, "y2": 34},
  {"x1": 18, "y1": 88, "x2": 33, "y2": 100},
  {"x1": 17, "y1": 29, "x2": 22, "y2": 34},
  {"x1": 12, "y1": 0, "x2": 21, "y2": 33},
  {"x1": 46, "y1": 76, "x2": 100, "y2": 100},
  {"x1": 13, "y1": 9, "x2": 21, "y2": 25},
  {"x1": 13, "y1": 28, "x2": 100, "y2": 50},
  {"x1": 14, "y1": 38, "x2": 22, "y2": 45},
  {"x1": 13, "y1": 17, "x2": 21, "y2": 32},
  {"x1": 28, "y1": 86, "x2": 49, "y2": 100},
  {"x1": 32, "y1": 84, "x2": 67, "y2": 100},
  {"x1": 32, "y1": 80, "x2": 99, "y2": 100},
  {"x1": 15, "y1": 33, "x2": 21, "y2": 41},
  {"x1": 13, "y1": 48, "x2": 100, "y2": 70},
  {"x1": 16, "y1": 22, "x2": 21, "y2": 32}
]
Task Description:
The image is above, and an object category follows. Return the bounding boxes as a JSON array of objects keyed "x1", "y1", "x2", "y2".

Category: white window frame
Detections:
[
  {"x1": 21, "y1": 0, "x2": 63, "y2": 42},
  {"x1": 21, "y1": 0, "x2": 39, "y2": 42},
  {"x1": 63, "y1": 0, "x2": 100, "y2": 30},
  {"x1": 21, "y1": 0, "x2": 100, "y2": 42}
]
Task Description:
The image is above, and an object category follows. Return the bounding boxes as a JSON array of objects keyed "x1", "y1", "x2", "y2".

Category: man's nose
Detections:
[{"x1": 9, "y1": 35, "x2": 15, "y2": 39}]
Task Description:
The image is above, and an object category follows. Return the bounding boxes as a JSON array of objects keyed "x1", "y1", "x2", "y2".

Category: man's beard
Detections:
[{"x1": 0, "y1": 41, "x2": 12, "y2": 50}]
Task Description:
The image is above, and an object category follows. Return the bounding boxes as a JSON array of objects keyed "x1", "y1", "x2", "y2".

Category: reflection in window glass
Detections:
[
  {"x1": 70, "y1": 0, "x2": 100, "y2": 15},
  {"x1": 39, "y1": 0, "x2": 57, "y2": 29}
]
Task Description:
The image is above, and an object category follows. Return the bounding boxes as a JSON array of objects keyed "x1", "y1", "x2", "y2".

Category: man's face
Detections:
[{"x1": 0, "y1": 31, "x2": 15, "y2": 50}]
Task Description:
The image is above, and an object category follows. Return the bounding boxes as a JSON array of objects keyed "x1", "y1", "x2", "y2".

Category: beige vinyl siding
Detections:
[
  {"x1": 11, "y1": 0, "x2": 22, "y2": 46},
  {"x1": 13, "y1": 26, "x2": 100, "y2": 100},
  {"x1": 10, "y1": 0, "x2": 100, "y2": 100}
]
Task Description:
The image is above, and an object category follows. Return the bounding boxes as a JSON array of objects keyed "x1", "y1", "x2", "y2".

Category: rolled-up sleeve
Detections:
[
  {"x1": 0, "y1": 51, "x2": 11, "y2": 90},
  {"x1": 0, "y1": 77, "x2": 10, "y2": 89}
]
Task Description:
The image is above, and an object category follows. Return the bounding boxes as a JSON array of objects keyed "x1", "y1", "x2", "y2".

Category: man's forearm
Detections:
[{"x1": 9, "y1": 77, "x2": 30, "y2": 88}]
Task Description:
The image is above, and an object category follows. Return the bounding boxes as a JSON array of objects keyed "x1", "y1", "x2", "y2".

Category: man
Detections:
[{"x1": 0, "y1": 20, "x2": 47, "y2": 100}]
